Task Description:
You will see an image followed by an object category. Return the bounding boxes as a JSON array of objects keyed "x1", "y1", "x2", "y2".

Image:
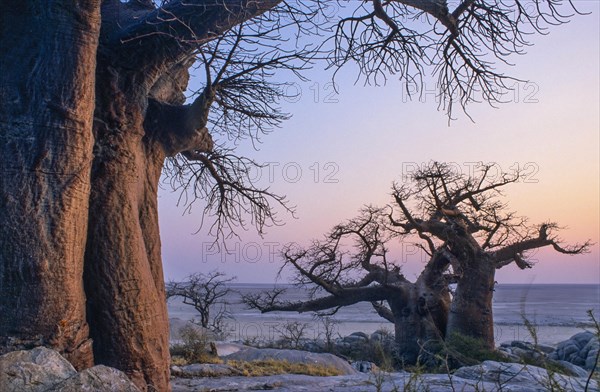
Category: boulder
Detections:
[
  {"x1": 370, "y1": 329, "x2": 394, "y2": 345},
  {"x1": 351, "y1": 361, "x2": 379, "y2": 373},
  {"x1": 169, "y1": 317, "x2": 216, "y2": 342},
  {"x1": 48, "y1": 365, "x2": 140, "y2": 392},
  {"x1": 550, "y1": 331, "x2": 599, "y2": 370},
  {"x1": 536, "y1": 344, "x2": 556, "y2": 354},
  {"x1": 341, "y1": 335, "x2": 367, "y2": 346},
  {"x1": 223, "y1": 347, "x2": 357, "y2": 375},
  {"x1": 348, "y1": 332, "x2": 369, "y2": 340},
  {"x1": 550, "y1": 360, "x2": 589, "y2": 379},
  {"x1": 0, "y1": 347, "x2": 139, "y2": 392},
  {"x1": 511, "y1": 340, "x2": 535, "y2": 351},
  {"x1": 0, "y1": 347, "x2": 77, "y2": 392},
  {"x1": 214, "y1": 342, "x2": 249, "y2": 357}
]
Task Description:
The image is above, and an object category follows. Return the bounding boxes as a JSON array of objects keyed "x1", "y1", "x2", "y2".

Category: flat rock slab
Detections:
[{"x1": 172, "y1": 363, "x2": 243, "y2": 377}]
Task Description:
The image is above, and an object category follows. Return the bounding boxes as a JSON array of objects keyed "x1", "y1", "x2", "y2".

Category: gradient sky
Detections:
[{"x1": 159, "y1": 2, "x2": 599, "y2": 284}]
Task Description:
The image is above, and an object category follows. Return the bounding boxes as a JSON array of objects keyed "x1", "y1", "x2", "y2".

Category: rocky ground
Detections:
[
  {"x1": 1, "y1": 328, "x2": 598, "y2": 391},
  {"x1": 172, "y1": 362, "x2": 595, "y2": 392}
]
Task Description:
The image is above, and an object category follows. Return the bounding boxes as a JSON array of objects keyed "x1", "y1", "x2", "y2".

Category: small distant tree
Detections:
[
  {"x1": 167, "y1": 271, "x2": 236, "y2": 337},
  {"x1": 317, "y1": 316, "x2": 340, "y2": 352},
  {"x1": 245, "y1": 162, "x2": 591, "y2": 366},
  {"x1": 277, "y1": 320, "x2": 311, "y2": 349}
]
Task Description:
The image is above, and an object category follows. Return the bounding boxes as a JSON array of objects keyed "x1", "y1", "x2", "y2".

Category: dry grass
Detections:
[{"x1": 226, "y1": 359, "x2": 344, "y2": 377}]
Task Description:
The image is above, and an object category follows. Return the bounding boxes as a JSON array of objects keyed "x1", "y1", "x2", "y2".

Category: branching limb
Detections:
[
  {"x1": 371, "y1": 301, "x2": 395, "y2": 322},
  {"x1": 104, "y1": 0, "x2": 283, "y2": 69},
  {"x1": 493, "y1": 223, "x2": 592, "y2": 269},
  {"x1": 246, "y1": 286, "x2": 390, "y2": 313},
  {"x1": 163, "y1": 148, "x2": 293, "y2": 240}
]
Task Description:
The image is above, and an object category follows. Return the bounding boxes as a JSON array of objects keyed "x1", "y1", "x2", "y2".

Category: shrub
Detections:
[
  {"x1": 439, "y1": 332, "x2": 505, "y2": 369},
  {"x1": 170, "y1": 325, "x2": 221, "y2": 365}
]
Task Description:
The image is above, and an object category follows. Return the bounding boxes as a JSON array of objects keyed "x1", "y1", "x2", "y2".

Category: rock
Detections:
[
  {"x1": 174, "y1": 363, "x2": 241, "y2": 377},
  {"x1": 453, "y1": 360, "x2": 593, "y2": 391},
  {"x1": 370, "y1": 329, "x2": 393, "y2": 343},
  {"x1": 582, "y1": 338, "x2": 600, "y2": 370},
  {"x1": 512, "y1": 347, "x2": 542, "y2": 362},
  {"x1": 171, "y1": 361, "x2": 599, "y2": 392},
  {"x1": 223, "y1": 347, "x2": 357, "y2": 375},
  {"x1": 301, "y1": 340, "x2": 325, "y2": 353},
  {"x1": 550, "y1": 360, "x2": 589, "y2": 378},
  {"x1": 342, "y1": 335, "x2": 367, "y2": 345},
  {"x1": 550, "y1": 331, "x2": 599, "y2": 370},
  {"x1": 511, "y1": 340, "x2": 535, "y2": 351},
  {"x1": 536, "y1": 344, "x2": 556, "y2": 354},
  {"x1": 572, "y1": 331, "x2": 596, "y2": 346},
  {"x1": 214, "y1": 342, "x2": 249, "y2": 357},
  {"x1": 0, "y1": 347, "x2": 77, "y2": 392},
  {"x1": 0, "y1": 347, "x2": 139, "y2": 392},
  {"x1": 47, "y1": 365, "x2": 140, "y2": 392},
  {"x1": 171, "y1": 365, "x2": 183, "y2": 374},
  {"x1": 495, "y1": 348, "x2": 520, "y2": 363},
  {"x1": 349, "y1": 332, "x2": 369, "y2": 340},
  {"x1": 586, "y1": 347, "x2": 599, "y2": 370},
  {"x1": 351, "y1": 361, "x2": 379, "y2": 373},
  {"x1": 169, "y1": 317, "x2": 216, "y2": 342}
]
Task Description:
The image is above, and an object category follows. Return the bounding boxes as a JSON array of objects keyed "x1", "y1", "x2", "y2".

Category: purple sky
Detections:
[{"x1": 159, "y1": 3, "x2": 599, "y2": 284}]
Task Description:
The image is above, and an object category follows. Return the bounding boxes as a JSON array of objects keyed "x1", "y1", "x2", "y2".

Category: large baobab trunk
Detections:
[
  {"x1": 0, "y1": 1, "x2": 100, "y2": 369},
  {"x1": 83, "y1": 40, "x2": 212, "y2": 388},
  {"x1": 389, "y1": 268, "x2": 451, "y2": 365},
  {"x1": 446, "y1": 252, "x2": 496, "y2": 349},
  {"x1": 83, "y1": 61, "x2": 174, "y2": 390}
]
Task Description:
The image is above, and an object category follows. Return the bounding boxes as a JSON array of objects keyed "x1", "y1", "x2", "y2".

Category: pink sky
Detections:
[{"x1": 159, "y1": 3, "x2": 599, "y2": 284}]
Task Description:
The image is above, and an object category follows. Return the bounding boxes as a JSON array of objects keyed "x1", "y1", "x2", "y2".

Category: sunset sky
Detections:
[{"x1": 159, "y1": 2, "x2": 599, "y2": 284}]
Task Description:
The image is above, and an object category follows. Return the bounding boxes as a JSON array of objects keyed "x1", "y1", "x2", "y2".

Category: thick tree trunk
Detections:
[
  {"x1": 84, "y1": 65, "x2": 171, "y2": 391},
  {"x1": 446, "y1": 253, "x2": 496, "y2": 349},
  {"x1": 0, "y1": 1, "x2": 100, "y2": 369},
  {"x1": 389, "y1": 279, "x2": 450, "y2": 365}
]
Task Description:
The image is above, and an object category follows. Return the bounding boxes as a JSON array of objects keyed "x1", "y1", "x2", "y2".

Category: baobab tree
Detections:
[
  {"x1": 245, "y1": 162, "x2": 590, "y2": 365},
  {"x1": 0, "y1": 1, "x2": 585, "y2": 390}
]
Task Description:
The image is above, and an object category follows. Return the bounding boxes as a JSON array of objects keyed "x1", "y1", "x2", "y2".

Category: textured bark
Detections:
[
  {"x1": 390, "y1": 271, "x2": 450, "y2": 364},
  {"x1": 446, "y1": 252, "x2": 496, "y2": 349},
  {"x1": 0, "y1": 1, "x2": 100, "y2": 369},
  {"x1": 83, "y1": 55, "x2": 172, "y2": 390}
]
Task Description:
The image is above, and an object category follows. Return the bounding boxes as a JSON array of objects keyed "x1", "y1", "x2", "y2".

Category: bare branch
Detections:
[
  {"x1": 163, "y1": 148, "x2": 294, "y2": 240},
  {"x1": 247, "y1": 286, "x2": 390, "y2": 313},
  {"x1": 105, "y1": 0, "x2": 283, "y2": 68},
  {"x1": 492, "y1": 223, "x2": 592, "y2": 268}
]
